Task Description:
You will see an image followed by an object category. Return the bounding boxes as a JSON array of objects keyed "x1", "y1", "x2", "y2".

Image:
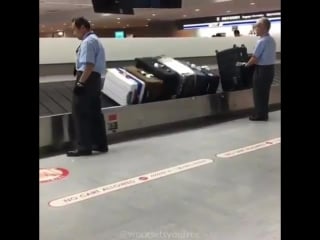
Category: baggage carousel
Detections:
[{"x1": 39, "y1": 62, "x2": 281, "y2": 156}]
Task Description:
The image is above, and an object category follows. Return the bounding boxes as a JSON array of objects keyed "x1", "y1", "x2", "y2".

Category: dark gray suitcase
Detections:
[
  {"x1": 157, "y1": 56, "x2": 197, "y2": 98},
  {"x1": 135, "y1": 57, "x2": 178, "y2": 99},
  {"x1": 181, "y1": 62, "x2": 211, "y2": 96},
  {"x1": 216, "y1": 44, "x2": 250, "y2": 91},
  {"x1": 199, "y1": 66, "x2": 220, "y2": 94}
]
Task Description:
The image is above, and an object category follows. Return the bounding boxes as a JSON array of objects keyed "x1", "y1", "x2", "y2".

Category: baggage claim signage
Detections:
[{"x1": 182, "y1": 11, "x2": 281, "y2": 29}]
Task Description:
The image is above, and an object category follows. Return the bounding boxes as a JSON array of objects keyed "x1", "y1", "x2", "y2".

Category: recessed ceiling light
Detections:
[
  {"x1": 195, "y1": 9, "x2": 200, "y2": 12},
  {"x1": 117, "y1": 17, "x2": 121, "y2": 20},
  {"x1": 102, "y1": 14, "x2": 111, "y2": 16},
  {"x1": 250, "y1": 2, "x2": 256, "y2": 5},
  {"x1": 152, "y1": 13, "x2": 156, "y2": 16},
  {"x1": 145, "y1": 24, "x2": 149, "y2": 27},
  {"x1": 147, "y1": 18, "x2": 151, "y2": 21},
  {"x1": 126, "y1": 24, "x2": 130, "y2": 27},
  {"x1": 226, "y1": 10, "x2": 231, "y2": 13},
  {"x1": 183, "y1": 14, "x2": 187, "y2": 17},
  {"x1": 117, "y1": 21, "x2": 120, "y2": 24}
]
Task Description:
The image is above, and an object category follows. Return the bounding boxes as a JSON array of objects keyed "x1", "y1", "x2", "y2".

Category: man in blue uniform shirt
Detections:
[
  {"x1": 67, "y1": 17, "x2": 108, "y2": 156},
  {"x1": 244, "y1": 17, "x2": 276, "y2": 121}
]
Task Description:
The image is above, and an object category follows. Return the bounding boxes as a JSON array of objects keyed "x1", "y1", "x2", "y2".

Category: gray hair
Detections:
[{"x1": 258, "y1": 17, "x2": 271, "y2": 31}]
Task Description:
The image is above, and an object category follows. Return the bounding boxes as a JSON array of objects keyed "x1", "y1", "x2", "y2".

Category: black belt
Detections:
[{"x1": 76, "y1": 71, "x2": 101, "y2": 77}]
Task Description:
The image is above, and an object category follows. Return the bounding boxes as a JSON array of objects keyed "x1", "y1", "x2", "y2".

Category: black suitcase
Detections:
[
  {"x1": 235, "y1": 65, "x2": 255, "y2": 89},
  {"x1": 157, "y1": 56, "x2": 197, "y2": 98},
  {"x1": 199, "y1": 66, "x2": 220, "y2": 94},
  {"x1": 180, "y1": 61, "x2": 220, "y2": 95},
  {"x1": 216, "y1": 44, "x2": 251, "y2": 91},
  {"x1": 135, "y1": 57, "x2": 178, "y2": 99},
  {"x1": 180, "y1": 61, "x2": 209, "y2": 96}
]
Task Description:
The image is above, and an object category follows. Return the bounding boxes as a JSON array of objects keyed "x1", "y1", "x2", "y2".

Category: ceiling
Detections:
[{"x1": 40, "y1": 0, "x2": 280, "y2": 32}]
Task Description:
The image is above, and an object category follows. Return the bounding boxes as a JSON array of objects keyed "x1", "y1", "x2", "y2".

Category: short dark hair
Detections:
[{"x1": 72, "y1": 17, "x2": 91, "y2": 29}]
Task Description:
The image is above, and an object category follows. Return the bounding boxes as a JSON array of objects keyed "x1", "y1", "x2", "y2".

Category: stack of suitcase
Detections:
[
  {"x1": 135, "y1": 56, "x2": 220, "y2": 99},
  {"x1": 102, "y1": 56, "x2": 221, "y2": 105},
  {"x1": 216, "y1": 44, "x2": 255, "y2": 92}
]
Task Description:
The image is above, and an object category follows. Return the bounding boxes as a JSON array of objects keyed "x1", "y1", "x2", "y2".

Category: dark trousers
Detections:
[
  {"x1": 72, "y1": 71, "x2": 108, "y2": 151},
  {"x1": 252, "y1": 65, "x2": 275, "y2": 118}
]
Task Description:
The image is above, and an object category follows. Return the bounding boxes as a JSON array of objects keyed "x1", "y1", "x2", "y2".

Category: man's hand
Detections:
[
  {"x1": 74, "y1": 81, "x2": 86, "y2": 95},
  {"x1": 235, "y1": 62, "x2": 247, "y2": 67}
]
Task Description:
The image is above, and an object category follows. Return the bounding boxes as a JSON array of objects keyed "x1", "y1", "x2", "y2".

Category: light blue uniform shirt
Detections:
[
  {"x1": 253, "y1": 34, "x2": 276, "y2": 66},
  {"x1": 76, "y1": 31, "x2": 106, "y2": 76}
]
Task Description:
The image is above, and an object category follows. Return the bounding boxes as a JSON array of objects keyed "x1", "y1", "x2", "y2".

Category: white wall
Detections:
[{"x1": 40, "y1": 34, "x2": 281, "y2": 64}]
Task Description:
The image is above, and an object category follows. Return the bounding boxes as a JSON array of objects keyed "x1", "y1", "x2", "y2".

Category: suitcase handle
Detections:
[{"x1": 138, "y1": 70, "x2": 154, "y2": 78}]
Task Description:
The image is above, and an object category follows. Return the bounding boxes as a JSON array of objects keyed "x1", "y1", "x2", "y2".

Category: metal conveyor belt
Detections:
[
  {"x1": 40, "y1": 63, "x2": 280, "y2": 117},
  {"x1": 39, "y1": 82, "x2": 119, "y2": 116}
]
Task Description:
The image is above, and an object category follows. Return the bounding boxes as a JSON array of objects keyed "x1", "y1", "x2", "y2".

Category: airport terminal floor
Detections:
[{"x1": 40, "y1": 110, "x2": 280, "y2": 240}]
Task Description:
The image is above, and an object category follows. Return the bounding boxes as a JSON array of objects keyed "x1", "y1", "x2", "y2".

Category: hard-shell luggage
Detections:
[
  {"x1": 102, "y1": 68, "x2": 145, "y2": 105},
  {"x1": 199, "y1": 65, "x2": 221, "y2": 94},
  {"x1": 124, "y1": 66, "x2": 164, "y2": 102},
  {"x1": 157, "y1": 56, "x2": 196, "y2": 98},
  {"x1": 235, "y1": 64, "x2": 255, "y2": 89},
  {"x1": 216, "y1": 44, "x2": 250, "y2": 91},
  {"x1": 135, "y1": 57, "x2": 178, "y2": 99},
  {"x1": 180, "y1": 61, "x2": 209, "y2": 96}
]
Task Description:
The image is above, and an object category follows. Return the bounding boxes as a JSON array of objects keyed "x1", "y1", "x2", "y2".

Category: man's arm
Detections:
[
  {"x1": 79, "y1": 64, "x2": 94, "y2": 84},
  {"x1": 245, "y1": 55, "x2": 258, "y2": 67},
  {"x1": 78, "y1": 40, "x2": 96, "y2": 84},
  {"x1": 246, "y1": 39, "x2": 265, "y2": 67}
]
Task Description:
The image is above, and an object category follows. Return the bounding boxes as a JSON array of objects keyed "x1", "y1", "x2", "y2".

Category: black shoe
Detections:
[
  {"x1": 249, "y1": 115, "x2": 268, "y2": 121},
  {"x1": 92, "y1": 146, "x2": 108, "y2": 153},
  {"x1": 66, "y1": 149, "x2": 92, "y2": 157}
]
